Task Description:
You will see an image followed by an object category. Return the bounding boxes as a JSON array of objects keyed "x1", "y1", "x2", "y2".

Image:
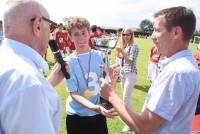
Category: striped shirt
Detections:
[{"x1": 121, "y1": 43, "x2": 139, "y2": 75}]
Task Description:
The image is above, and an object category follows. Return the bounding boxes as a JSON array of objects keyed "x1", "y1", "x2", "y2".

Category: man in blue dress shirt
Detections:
[{"x1": 100, "y1": 6, "x2": 200, "y2": 134}]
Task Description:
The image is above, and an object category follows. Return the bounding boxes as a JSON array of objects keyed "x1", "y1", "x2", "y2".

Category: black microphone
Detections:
[{"x1": 48, "y1": 40, "x2": 70, "y2": 79}]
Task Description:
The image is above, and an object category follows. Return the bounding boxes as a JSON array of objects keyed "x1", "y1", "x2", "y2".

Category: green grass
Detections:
[{"x1": 46, "y1": 38, "x2": 197, "y2": 134}]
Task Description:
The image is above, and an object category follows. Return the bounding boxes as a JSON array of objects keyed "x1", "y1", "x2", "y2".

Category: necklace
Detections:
[{"x1": 76, "y1": 51, "x2": 91, "y2": 87}]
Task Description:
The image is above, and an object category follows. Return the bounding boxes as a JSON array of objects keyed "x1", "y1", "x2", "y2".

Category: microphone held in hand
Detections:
[{"x1": 48, "y1": 40, "x2": 70, "y2": 79}]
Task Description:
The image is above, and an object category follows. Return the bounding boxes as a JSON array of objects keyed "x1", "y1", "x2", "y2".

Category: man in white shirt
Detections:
[
  {"x1": 0, "y1": 0, "x2": 67, "y2": 134},
  {"x1": 100, "y1": 6, "x2": 200, "y2": 134}
]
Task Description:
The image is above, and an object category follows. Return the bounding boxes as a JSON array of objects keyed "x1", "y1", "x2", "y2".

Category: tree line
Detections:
[{"x1": 139, "y1": 19, "x2": 200, "y2": 42}]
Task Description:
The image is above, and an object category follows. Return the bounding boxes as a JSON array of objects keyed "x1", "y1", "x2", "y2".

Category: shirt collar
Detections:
[
  {"x1": 2, "y1": 38, "x2": 48, "y2": 72},
  {"x1": 158, "y1": 49, "x2": 192, "y2": 71}
]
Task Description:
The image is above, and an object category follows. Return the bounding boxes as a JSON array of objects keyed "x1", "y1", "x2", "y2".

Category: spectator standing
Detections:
[
  {"x1": 0, "y1": 20, "x2": 3, "y2": 45},
  {"x1": 89, "y1": 25, "x2": 103, "y2": 49},
  {"x1": 193, "y1": 43, "x2": 200, "y2": 116},
  {"x1": 116, "y1": 27, "x2": 139, "y2": 132},
  {"x1": 194, "y1": 43, "x2": 200, "y2": 71},
  {"x1": 63, "y1": 27, "x2": 75, "y2": 54},
  {"x1": 56, "y1": 23, "x2": 67, "y2": 56},
  {"x1": 147, "y1": 45, "x2": 161, "y2": 83}
]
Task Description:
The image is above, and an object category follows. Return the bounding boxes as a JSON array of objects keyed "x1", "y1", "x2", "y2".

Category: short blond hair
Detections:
[{"x1": 65, "y1": 16, "x2": 90, "y2": 35}]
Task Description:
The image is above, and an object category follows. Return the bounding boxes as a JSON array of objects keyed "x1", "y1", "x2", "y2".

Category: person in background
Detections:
[
  {"x1": 100, "y1": 6, "x2": 200, "y2": 134},
  {"x1": 63, "y1": 26, "x2": 76, "y2": 54},
  {"x1": 115, "y1": 28, "x2": 123, "y2": 66},
  {"x1": 193, "y1": 43, "x2": 200, "y2": 71},
  {"x1": 147, "y1": 44, "x2": 161, "y2": 83},
  {"x1": 65, "y1": 16, "x2": 115, "y2": 134},
  {"x1": 55, "y1": 23, "x2": 67, "y2": 57},
  {"x1": 89, "y1": 25, "x2": 103, "y2": 49},
  {"x1": 193, "y1": 43, "x2": 200, "y2": 116},
  {"x1": 0, "y1": 0, "x2": 69, "y2": 134},
  {"x1": 115, "y1": 27, "x2": 139, "y2": 132},
  {"x1": 0, "y1": 20, "x2": 3, "y2": 45},
  {"x1": 44, "y1": 24, "x2": 57, "y2": 61},
  {"x1": 117, "y1": 28, "x2": 123, "y2": 37}
]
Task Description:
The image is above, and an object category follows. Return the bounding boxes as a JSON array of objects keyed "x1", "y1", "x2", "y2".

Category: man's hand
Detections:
[
  {"x1": 100, "y1": 64, "x2": 120, "y2": 100},
  {"x1": 108, "y1": 64, "x2": 120, "y2": 85},
  {"x1": 47, "y1": 62, "x2": 70, "y2": 87}
]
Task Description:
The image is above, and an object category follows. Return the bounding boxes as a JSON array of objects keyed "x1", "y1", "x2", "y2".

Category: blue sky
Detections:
[{"x1": 0, "y1": 0, "x2": 200, "y2": 30}]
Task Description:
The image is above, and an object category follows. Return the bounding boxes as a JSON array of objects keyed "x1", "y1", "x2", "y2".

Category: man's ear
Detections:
[
  {"x1": 32, "y1": 17, "x2": 42, "y2": 37},
  {"x1": 173, "y1": 26, "x2": 182, "y2": 39}
]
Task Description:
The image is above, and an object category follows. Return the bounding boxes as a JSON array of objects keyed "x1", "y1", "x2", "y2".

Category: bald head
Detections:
[
  {"x1": 2, "y1": 0, "x2": 51, "y2": 56},
  {"x1": 3, "y1": 0, "x2": 49, "y2": 35}
]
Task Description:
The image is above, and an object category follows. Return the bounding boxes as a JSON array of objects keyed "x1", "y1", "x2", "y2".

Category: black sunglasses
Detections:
[
  {"x1": 31, "y1": 16, "x2": 58, "y2": 31},
  {"x1": 122, "y1": 33, "x2": 132, "y2": 36}
]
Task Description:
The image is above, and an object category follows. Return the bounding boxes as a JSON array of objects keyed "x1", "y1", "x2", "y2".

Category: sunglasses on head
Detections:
[
  {"x1": 31, "y1": 16, "x2": 58, "y2": 32},
  {"x1": 122, "y1": 33, "x2": 132, "y2": 36}
]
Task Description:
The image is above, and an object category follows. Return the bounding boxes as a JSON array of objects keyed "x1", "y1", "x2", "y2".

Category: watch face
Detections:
[{"x1": 92, "y1": 35, "x2": 117, "y2": 49}]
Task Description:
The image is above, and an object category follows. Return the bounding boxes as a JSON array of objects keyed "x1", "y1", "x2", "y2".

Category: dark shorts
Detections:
[
  {"x1": 195, "y1": 94, "x2": 200, "y2": 115},
  {"x1": 66, "y1": 114, "x2": 108, "y2": 134}
]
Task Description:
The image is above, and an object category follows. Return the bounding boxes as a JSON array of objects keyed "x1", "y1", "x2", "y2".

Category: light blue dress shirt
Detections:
[
  {"x1": 143, "y1": 49, "x2": 200, "y2": 134},
  {"x1": 0, "y1": 38, "x2": 61, "y2": 134}
]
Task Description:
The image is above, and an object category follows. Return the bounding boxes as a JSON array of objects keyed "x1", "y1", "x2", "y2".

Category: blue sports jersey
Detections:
[{"x1": 65, "y1": 49, "x2": 104, "y2": 116}]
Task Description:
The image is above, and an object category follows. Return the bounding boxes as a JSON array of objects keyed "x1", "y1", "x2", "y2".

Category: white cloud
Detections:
[{"x1": 0, "y1": 0, "x2": 200, "y2": 30}]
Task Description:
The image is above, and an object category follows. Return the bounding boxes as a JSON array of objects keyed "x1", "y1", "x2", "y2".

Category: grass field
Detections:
[{"x1": 46, "y1": 38, "x2": 198, "y2": 134}]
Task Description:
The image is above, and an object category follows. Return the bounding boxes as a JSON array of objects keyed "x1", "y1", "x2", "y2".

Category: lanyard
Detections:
[{"x1": 76, "y1": 51, "x2": 91, "y2": 87}]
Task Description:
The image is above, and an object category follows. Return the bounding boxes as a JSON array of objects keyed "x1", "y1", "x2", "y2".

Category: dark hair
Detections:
[
  {"x1": 58, "y1": 23, "x2": 63, "y2": 27},
  {"x1": 154, "y1": 6, "x2": 196, "y2": 42},
  {"x1": 91, "y1": 25, "x2": 97, "y2": 32},
  {"x1": 118, "y1": 28, "x2": 123, "y2": 32},
  {"x1": 96, "y1": 26, "x2": 102, "y2": 32}
]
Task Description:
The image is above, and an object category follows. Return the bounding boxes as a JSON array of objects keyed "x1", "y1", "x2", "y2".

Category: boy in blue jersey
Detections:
[{"x1": 65, "y1": 16, "x2": 115, "y2": 134}]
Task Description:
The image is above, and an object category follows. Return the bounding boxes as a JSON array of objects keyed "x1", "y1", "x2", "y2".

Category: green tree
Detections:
[
  {"x1": 139, "y1": 19, "x2": 153, "y2": 36},
  {"x1": 192, "y1": 30, "x2": 200, "y2": 43}
]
